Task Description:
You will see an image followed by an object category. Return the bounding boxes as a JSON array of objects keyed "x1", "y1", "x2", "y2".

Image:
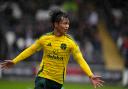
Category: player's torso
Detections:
[
  {"x1": 43, "y1": 35, "x2": 71, "y2": 60},
  {"x1": 38, "y1": 34, "x2": 73, "y2": 83}
]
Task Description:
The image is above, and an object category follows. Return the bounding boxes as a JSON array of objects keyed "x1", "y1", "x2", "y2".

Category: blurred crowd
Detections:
[{"x1": 0, "y1": 0, "x2": 128, "y2": 65}]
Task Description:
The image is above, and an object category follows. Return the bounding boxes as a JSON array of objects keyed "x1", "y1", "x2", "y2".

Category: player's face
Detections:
[{"x1": 55, "y1": 17, "x2": 70, "y2": 35}]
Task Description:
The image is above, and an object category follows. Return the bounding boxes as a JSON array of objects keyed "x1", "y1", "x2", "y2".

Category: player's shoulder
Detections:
[
  {"x1": 65, "y1": 34, "x2": 74, "y2": 40},
  {"x1": 39, "y1": 32, "x2": 53, "y2": 39},
  {"x1": 65, "y1": 34, "x2": 79, "y2": 46},
  {"x1": 65, "y1": 34, "x2": 75, "y2": 42}
]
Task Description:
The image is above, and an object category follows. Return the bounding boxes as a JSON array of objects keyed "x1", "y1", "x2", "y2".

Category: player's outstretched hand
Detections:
[
  {"x1": 89, "y1": 75, "x2": 104, "y2": 88},
  {"x1": 0, "y1": 60, "x2": 14, "y2": 70}
]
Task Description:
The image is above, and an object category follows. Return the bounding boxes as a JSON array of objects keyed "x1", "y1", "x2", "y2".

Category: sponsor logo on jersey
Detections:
[
  {"x1": 47, "y1": 49, "x2": 63, "y2": 60},
  {"x1": 47, "y1": 54, "x2": 63, "y2": 60}
]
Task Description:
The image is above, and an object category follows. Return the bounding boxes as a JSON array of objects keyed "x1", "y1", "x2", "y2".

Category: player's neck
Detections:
[{"x1": 54, "y1": 29, "x2": 64, "y2": 37}]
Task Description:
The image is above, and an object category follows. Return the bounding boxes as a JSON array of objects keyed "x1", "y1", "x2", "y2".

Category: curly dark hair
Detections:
[{"x1": 49, "y1": 9, "x2": 68, "y2": 24}]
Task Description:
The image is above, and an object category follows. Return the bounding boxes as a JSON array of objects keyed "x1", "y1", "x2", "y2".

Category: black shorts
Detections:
[{"x1": 34, "y1": 77, "x2": 63, "y2": 89}]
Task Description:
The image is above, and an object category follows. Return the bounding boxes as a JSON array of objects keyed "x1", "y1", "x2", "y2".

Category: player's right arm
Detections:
[{"x1": 0, "y1": 39, "x2": 42, "y2": 69}]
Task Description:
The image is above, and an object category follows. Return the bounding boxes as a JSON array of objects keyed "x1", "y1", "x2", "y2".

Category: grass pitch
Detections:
[{"x1": 0, "y1": 79, "x2": 123, "y2": 89}]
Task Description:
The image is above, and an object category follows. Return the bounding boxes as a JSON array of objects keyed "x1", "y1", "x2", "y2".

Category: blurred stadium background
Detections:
[{"x1": 0, "y1": 0, "x2": 128, "y2": 89}]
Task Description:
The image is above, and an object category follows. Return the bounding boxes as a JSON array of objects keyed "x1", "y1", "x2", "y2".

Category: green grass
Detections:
[
  {"x1": 64, "y1": 82, "x2": 123, "y2": 89},
  {"x1": 0, "y1": 79, "x2": 34, "y2": 89},
  {"x1": 0, "y1": 79, "x2": 123, "y2": 89}
]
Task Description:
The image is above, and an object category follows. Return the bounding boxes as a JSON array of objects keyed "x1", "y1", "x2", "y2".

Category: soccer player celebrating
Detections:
[{"x1": 0, "y1": 9, "x2": 104, "y2": 89}]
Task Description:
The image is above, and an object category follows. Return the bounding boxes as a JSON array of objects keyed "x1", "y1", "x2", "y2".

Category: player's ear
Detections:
[{"x1": 54, "y1": 22, "x2": 58, "y2": 28}]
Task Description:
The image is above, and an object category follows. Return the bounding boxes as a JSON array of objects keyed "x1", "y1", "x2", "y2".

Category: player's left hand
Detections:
[{"x1": 89, "y1": 75, "x2": 104, "y2": 88}]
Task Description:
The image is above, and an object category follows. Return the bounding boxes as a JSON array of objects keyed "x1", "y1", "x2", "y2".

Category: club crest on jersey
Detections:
[{"x1": 60, "y1": 43, "x2": 67, "y2": 50}]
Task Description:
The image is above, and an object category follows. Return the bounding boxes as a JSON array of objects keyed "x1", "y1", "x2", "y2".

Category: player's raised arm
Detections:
[
  {"x1": 71, "y1": 42, "x2": 104, "y2": 88},
  {"x1": 0, "y1": 39, "x2": 42, "y2": 69}
]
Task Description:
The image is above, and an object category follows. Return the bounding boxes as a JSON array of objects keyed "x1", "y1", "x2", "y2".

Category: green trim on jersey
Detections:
[
  {"x1": 65, "y1": 34, "x2": 78, "y2": 46},
  {"x1": 41, "y1": 31, "x2": 75, "y2": 42},
  {"x1": 65, "y1": 34, "x2": 74, "y2": 40},
  {"x1": 37, "y1": 65, "x2": 44, "y2": 75},
  {"x1": 45, "y1": 32, "x2": 54, "y2": 35}
]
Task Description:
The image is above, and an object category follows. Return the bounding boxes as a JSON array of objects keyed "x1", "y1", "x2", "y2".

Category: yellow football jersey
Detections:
[{"x1": 12, "y1": 32, "x2": 93, "y2": 84}]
